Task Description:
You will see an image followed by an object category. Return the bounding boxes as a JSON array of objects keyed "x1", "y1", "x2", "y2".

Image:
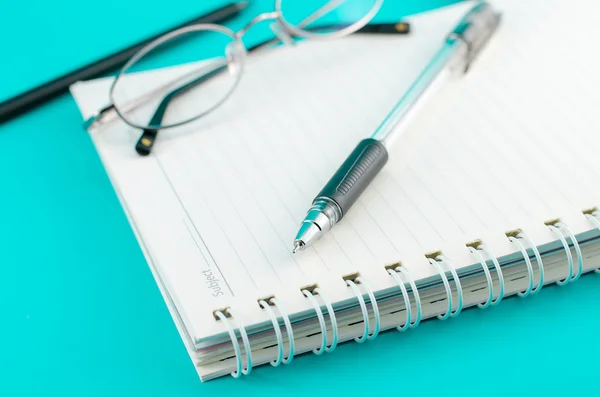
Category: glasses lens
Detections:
[
  {"x1": 279, "y1": 0, "x2": 381, "y2": 37},
  {"x1": 110, "y1": 26, "x2": 243, "y2": 130}
]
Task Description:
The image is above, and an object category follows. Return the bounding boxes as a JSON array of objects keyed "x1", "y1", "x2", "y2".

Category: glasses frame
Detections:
[{"x1": 108, "y1": 0, "x2": 384, "y2": 132}]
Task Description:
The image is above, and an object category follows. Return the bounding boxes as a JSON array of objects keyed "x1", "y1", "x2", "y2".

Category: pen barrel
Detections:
[{"x1": 315, "y1": 138, "x2": 388, "y2": 217}]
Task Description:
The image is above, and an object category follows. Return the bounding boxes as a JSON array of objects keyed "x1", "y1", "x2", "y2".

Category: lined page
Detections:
[{"x1": 70, "y1": 0, "x2": 600, "y2": 342}]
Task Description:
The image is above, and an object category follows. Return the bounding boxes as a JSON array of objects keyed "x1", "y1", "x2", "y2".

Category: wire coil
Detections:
[
  {"x1": 396, "y1": 266, "x2": 423, "y2": 328},
  {"x1": 467, "y1": 246, "x2": 494, "y2": 308},
  {"x1": 478, "y1": 244, "x2": 505, "y2": 304},
  {"x1": 517, "y1": 232, "x2": 545, "y2": 294},
  {"x1": 387, "y1": 268, "x2": 412, "y2": 332},
  {"x1": 303, "y1": 289, "x2": 330, "y2": 354},
  {"x1": 547, "y1": 224, "x2": 574, "y2": 286},
  {"x1": 556, "y1": 222, "x2": 583, "y2": 282},
  {"x1": 258, "y1": 299, "x2": 284, "y2": 367},
  {"x1": 258, "y1": 297, "x2": 295, "y2": 366},
  {"x1": 346, "y1": 276, "x2": 381, "y2": 342},
  {"x1": 214, "y1": 308, "x2": 252, "y2": 378},
  {"x1": 213, "y1": 212, "x2": 600, "y2": 379},
  {"x1": 313, "y1": 288, "x2": 339, "y2": 352},
  {"x1": 428, "y1": 256, "x2": 463, "y2": 320},
  {"x1": 508, "y1": 236, "x2": 535, "y2": 298}
]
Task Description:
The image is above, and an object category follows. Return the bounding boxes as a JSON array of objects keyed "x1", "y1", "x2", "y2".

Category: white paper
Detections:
[{"x1": 70, "y1": 0, "x2": 600, "y2": 350}]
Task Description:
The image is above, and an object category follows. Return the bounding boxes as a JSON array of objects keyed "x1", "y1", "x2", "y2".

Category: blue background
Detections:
[{"x1": 1, "y1": 1, "x2": 599, "y2": 396}]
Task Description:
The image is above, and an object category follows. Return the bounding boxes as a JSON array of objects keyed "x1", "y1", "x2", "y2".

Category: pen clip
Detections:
[{"x1": 448, "y1": 1, "x2": 502, "y2": 73}]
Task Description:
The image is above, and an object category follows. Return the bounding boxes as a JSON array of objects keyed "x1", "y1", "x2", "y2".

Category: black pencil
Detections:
[{"x1": 0, "y1": 1, "x2": 249, "y2": 125}]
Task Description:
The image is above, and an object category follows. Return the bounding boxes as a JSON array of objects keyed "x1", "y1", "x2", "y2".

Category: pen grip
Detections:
[{"x1": 316, "y1": 138, "x2": 388, "y2": 216}]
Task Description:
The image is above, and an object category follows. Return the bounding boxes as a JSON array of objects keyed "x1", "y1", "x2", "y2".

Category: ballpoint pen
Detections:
[{"x1": 293, "y1": 1, "x2": 502, "y2": 253}]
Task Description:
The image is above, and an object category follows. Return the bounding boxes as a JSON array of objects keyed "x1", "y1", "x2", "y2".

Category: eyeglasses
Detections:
[{"x1": 85, "y1": 0, "x2": 411, "y2": 155}]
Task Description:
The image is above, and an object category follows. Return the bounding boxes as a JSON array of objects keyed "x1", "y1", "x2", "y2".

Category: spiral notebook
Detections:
[{"x1": 69, "y1": 0, "x2": 600, "y2": 382}]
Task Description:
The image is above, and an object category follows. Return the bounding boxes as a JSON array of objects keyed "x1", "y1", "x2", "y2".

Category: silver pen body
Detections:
[{"x1": 293, "y1": 1, "x2": 502, "y2": 253}]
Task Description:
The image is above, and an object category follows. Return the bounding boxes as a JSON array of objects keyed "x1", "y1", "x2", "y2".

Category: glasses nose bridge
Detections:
[{"x1": 236, "y1": 11, "x2": 282, "y2": 40}]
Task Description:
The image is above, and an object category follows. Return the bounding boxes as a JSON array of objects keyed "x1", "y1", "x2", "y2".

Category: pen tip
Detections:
[{"x1": 292, "y1": 240, "x2": 305, "y2": 254}]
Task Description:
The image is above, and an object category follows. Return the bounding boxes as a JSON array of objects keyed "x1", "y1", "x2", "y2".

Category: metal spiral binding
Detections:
[
  {"x1": 508, "y1": 236, "x2": 535, "y2": 298},
  {"x1": 214, "y1": 211, "x2": 600, "y2": 379},
  {"x1": 214, "y1": 307, "x2": 252, "y2": 378},
  {"x1": 428, "y1": 258, "x2": 452, "y2": 320},
  {"x1": 387, "y1": 268, "x2": 412, "y2": 332},
  {"x1": 397, "y1": 266, "x2": 423, "y2": 327},
  {"x1": 439, "y1": 255, "x2": 463, "y2": 317},
  {"x1": 258, "y1": 299, "x2": 284, "y2": 367},
  {"x1": 479, "y1": 244, "x2": 505, "y2": 303},
  {"x1": 270, "y1": 297, "x2": 296, "y2": 363},
  {"x1": 302, "y1": 287, "x2": 339, "y2": 354},
  {"x1": 516, "y1": 232, "x2": 545, "y2": 294},
  {"x1": 345, "y1": 276, "x2": 381, "y2": 342},
  {"x1": 302, "y1": 289, "x2": 329, "y2": 355},
  {"x1": 584, "y1": 211, "x2": 600, "y2": 273},
  {"x1": 428, "y1": 255, "x2": 464, "y2": 320},
  {"x1": 556, "y1": 222, "x2": 583, "y2": 282},
  {"x1": 258, "y1": 297, "x2": 295, "y2": 366},
  {"x1": 387, "y1": 265, "x2": 423, "y2": 330},
  {"x1": 312, "y1": 287, "x2": 339, "y2": 352},
  {"x1": 466, "y1": 246, "x2": 494, "y2": 309},
  {"x1": 547, "y1": 223, "x2": 575, "y2": 286}
]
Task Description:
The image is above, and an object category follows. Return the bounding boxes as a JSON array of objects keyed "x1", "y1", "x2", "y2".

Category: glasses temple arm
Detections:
[
  {"x1": 247, "y1": 21, "x2": 410, "y2": 52},
  {"x1": 135, "y1": 63, "x2": 228, "y2": 155},
  {"x1": 84, "y1": 61, "x2": 225, "y2": 130},
  {"x1": 133, "y1": 20, "x2": 411, "y2": 155},
  {"x1": 297, "y1": 0, "x2": 347, "y2": 30}
]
